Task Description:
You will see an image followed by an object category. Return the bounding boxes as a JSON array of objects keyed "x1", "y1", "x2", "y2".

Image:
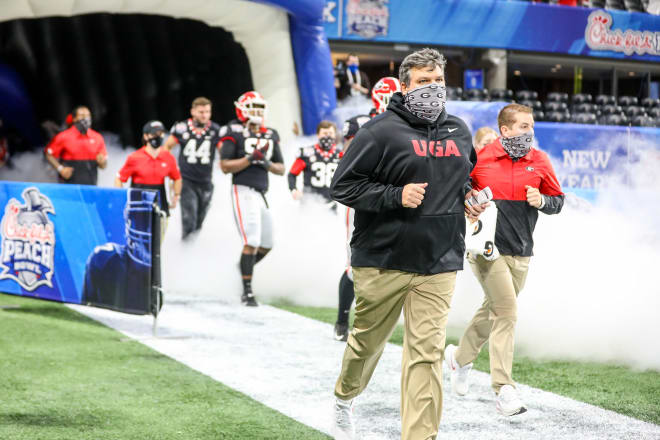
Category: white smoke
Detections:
[{"x1": 3, "y1": 124, "x2": 660, "y2": 371}]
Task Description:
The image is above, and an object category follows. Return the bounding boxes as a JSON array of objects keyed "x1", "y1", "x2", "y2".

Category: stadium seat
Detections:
[
  {"x1": 649, "y1": 107, "x2": 660, "y2": 118},
  {"x1": 463, "y1": 88, "x2": 486, "y2": 101},
  {"x1": 533, "y1": 110, "x2": 545, "y2": 121},
  {"x1": 599, "y1": 114, "x2": 623, "y2": 125},
  {"x1": 490, "y1": 88, "x2": 514, "y2": 102},
  {"x1": 625, "y1": 106, "x2": 645, "y2": 117},
  {"x1": 624, "y1": 0, "x2": 645, "y2": 11},
  {"x1": 632, "y1": 115, "x2": 655, "y2": 127},
  {"x1": 546, "y1": 92, "x2": 569, "y2": 103},
  {"x1": 641, "y1": 98, "x2": 660, "y2": 108},
  {"x1": 618, "y1": 96, "x2": 638, "y2": 106},
  {"x1": 595, "y1": 94, "x2": 616, "y2": 106},
  {"x1": 545, "y1": 101, "x2": 568, "y2": 112},
  {"x1": 571, "y1": 113, "x2": 597, "y2": 124},
  {"x1": 572, "y1": 93, "x2": 593, "y2": 104},
  {"x1": 546, "y1": 111, "x2": 567, "y2": 123},
  {"x1": 574, "y1": 103, "x2": 596, "y2": 113},
  {"x1": 515, "y1": 90, "x2": 538, "y2": 101},
  {"x1": 605, "y1": 0, "x2": 626, "y2": 9},
  {"x1": 520, "y1": 99, "x2": 542, "y2": 110},
  {"x1": 601, "y1": 104, "x2": 623, "y2": 115},
  {"x1": 585, "y1": 0, "x2": 607, "y2": 6},
  {"x1": 447, "y1": 86, "x2": 463, "y2": 100}
]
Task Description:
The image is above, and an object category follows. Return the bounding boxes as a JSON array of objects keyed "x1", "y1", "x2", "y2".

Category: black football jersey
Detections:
[
  {"x1": 219, "y1": 122, "x2": 283, "y2": 193},
  {"x1": 170, "y1": 119, "x2": 222, "y2": 183},
  {"x1": 289, "y1": 144, "x2": 342, "y2": 201}
]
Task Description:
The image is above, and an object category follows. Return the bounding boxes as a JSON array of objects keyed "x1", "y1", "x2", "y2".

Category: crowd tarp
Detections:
[
  {"x1": 0, "y1": 182, "x2": 161, "y2": 315},
  {"x1": 323, "y1": 0, "x2": 660, "y2": 63}
]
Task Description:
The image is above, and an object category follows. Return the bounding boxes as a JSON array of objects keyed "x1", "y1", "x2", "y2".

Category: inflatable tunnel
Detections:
[{"x1": 0, "y1": 0, "x2": 336, "y2": 149}]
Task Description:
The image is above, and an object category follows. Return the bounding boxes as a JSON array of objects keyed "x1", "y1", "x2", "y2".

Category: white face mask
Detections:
[
  {"x1": 501, "y1": 132, "x2": 534, "y2": 158},
  {"x1": 403, "y1": 83, "x2": 446, "y2": 122}
]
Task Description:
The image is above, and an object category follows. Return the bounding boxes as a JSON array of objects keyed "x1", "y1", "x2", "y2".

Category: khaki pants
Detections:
[
  {"x1": 334, "y1": 267, "x2": 456, "y2": 440},
  {"x1": 455, "y1": 255, "x2": 530, "y2": 393}
]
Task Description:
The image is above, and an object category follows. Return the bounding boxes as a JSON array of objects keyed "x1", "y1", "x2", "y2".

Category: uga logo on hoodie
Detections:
[{"x1": 411, "y1": 140, "x2": 462, "y2": 157}]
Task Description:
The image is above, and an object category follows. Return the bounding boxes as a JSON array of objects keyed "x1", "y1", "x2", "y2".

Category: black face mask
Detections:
[
  {"x1": 318, "y1": 136, "x2": 335, "y2": 151},
  {"x1": 148, "y1": 136, "x2": 164, "y2": 148},
  {"x1": 75, "y1": 118, "x2": 92, "y2": 134}
]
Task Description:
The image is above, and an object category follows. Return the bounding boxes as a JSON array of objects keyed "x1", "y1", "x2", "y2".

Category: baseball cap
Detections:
[{"x1": 142, "y1": 120, "x2": 165, "y2": 135}]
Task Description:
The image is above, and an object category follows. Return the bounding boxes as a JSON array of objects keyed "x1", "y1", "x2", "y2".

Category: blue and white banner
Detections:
[
  {"x1": 333, "y1": 100, "x2": 660, "y2": 201},
  {"x1": 323, "y1": 0, "x2": 660, "y2": 62},
  {"x1": 0, "y1": 182, "x2": 159, "y2": 315}
]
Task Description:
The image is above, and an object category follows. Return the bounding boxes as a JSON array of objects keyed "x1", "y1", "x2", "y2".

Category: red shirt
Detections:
[
  {"x1": 471, "y1": 138, "x2": 563, "y2": 201},
  {"x1": 118, "y1": 146, "x2": 181, "y2": 185},
  {"x1": 46, "y1": 125, "x2": 106, "y2": 161}
]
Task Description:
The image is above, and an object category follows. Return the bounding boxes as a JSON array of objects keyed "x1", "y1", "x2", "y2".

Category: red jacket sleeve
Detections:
[
  {"x1": 46, "y1": 133, "x2": 64, "y2": 158},
  {"x1": 168, "y1": 154, "x2": 181, "y2": 180},
  {"x1": 97, "y1": 134, "x2": 108, "y2": 157},
  {"x1": 117, "y1": 155, "x2": 134, "y2": 182},
  {"x1": 289, "y1": 157, "x2": 307, "y2": 176},
  {"x1": 539, "y1": 154, "x2": 563, "y2": 197}
]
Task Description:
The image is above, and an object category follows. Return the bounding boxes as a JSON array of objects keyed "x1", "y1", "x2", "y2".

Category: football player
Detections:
[
  {"x1": 163, "y1": 97, "x2": 222, "y2": 240},
  {"x1": 333, "y1": 114, "x2": 371, "y2": 341},
  {"x1": 287, "y1": 121, "x2": 341, "y2": 203},
  {"x1": 220, "y1": 91, "x2": 285, "y2": 307},
  {"x1": 369, "y1": 76, "x2": 401, "y2": 117}
]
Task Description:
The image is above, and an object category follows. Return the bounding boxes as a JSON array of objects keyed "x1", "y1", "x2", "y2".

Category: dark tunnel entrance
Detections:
[{"x1": 0, "y1": 14, "x2": 254, "y2": 151}]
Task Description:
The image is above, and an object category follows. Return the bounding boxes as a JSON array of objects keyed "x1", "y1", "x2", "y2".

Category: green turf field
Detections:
[
  {"x1": 0, "y1": 294, "x2": 330, "y2": 440},
  {"x1": 270, "y1": 298, "x2": 660, "y2": 426}
]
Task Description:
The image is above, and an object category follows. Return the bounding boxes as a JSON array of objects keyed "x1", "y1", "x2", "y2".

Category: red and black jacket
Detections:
[
  {"x1": 471, "y1": 139, "x2": 564, "y2": 257},
  {"x1": 45, "y1": 125, "x2": 107, "y2": 185}
]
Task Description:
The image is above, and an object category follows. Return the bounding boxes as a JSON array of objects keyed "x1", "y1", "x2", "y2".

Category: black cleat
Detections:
[
  {"x1": 241, "y1": 291, "x2": 258, "y2": 307},
  {"x1": 334, "y1": 322, "x2": 349, "y2": 341}
]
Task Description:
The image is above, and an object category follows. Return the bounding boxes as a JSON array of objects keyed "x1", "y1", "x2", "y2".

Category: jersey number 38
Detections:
[{"x1": 310, "y1": 161, "x2": 338, "y2": 188}]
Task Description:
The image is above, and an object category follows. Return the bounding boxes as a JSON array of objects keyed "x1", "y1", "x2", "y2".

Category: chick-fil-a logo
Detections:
[{"x1": 585, "y1": 11, "x2": 659, "y2": 57}]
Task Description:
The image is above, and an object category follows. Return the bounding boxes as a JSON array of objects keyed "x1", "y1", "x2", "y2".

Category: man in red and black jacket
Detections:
[
  {"x1": 115, "y1": 121, "x2": 182, "y2": 230},
  {"x1": 45, "y1": 105, "x2": 107, "y2": 185},
  {"x1": 444, "y1": 103, "x2": 564, "y2": 417}
]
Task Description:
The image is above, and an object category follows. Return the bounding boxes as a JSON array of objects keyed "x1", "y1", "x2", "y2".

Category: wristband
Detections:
[{"x1": 57, "y1": 165, "x2": 64, "y2": 173}]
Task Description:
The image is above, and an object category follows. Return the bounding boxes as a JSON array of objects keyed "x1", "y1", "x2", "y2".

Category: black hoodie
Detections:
[{"x1": 330, "y1": 92, "x2": 476, "y2": 275}]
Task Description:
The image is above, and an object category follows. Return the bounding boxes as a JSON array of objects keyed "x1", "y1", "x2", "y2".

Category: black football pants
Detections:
[{"x1": 180, "y1": 178, "x2": 214, "y2": 240}]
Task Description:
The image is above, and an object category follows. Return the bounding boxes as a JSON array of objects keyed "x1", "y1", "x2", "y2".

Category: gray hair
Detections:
[{"x1": 399, "y1": 48, "x2": 447, "y2": 87}]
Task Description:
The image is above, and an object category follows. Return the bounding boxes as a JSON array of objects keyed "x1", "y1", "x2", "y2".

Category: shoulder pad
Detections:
[
  {"x1": 302, "y1": 146, "x2": 315, "y2": 157},
  {"x1": 173, "y1": 122, "x2": 187, "y2": 134},
  {"x1": 229, "y1": 123, "x2": 244, "y2": 133}
]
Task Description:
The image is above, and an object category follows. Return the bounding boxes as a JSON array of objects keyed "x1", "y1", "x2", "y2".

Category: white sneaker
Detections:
[
  {"x1": 496, "y1": 384, "x2": 527, "y2": 416},
  {"x1": 444, "y1": 344, "x2": 472, "y2": 396},
  {"x1": 333, "y1": 398, "x2": 356, "y2": 440}
]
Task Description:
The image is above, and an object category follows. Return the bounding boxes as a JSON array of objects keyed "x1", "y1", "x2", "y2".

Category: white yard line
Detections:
[{"x1": 69, "y1": 299, "x2": 660, "y2": 440}]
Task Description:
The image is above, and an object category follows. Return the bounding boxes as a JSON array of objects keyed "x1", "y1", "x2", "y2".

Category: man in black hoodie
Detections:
[{"x1": 330, "y1": 48, "x2": 487, "y2": 440}]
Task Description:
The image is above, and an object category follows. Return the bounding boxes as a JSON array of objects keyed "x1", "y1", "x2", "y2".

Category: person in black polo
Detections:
[{"x1": 329, "y1": 48, "x2": 487, "y2": 440}]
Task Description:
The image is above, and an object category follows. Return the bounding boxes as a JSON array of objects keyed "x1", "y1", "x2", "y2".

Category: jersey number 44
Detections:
[{"x1": 182, "y1": 139, "x2": 212, "y2": 164}]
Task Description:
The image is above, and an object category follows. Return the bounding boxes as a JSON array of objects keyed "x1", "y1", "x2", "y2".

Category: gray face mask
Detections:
[
  {"x1": 403, "y1": 83, "x2": 446, "y2": 122},
  {"x1": 501, "y1": 132, "x2": 534, "y2": 158}
]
